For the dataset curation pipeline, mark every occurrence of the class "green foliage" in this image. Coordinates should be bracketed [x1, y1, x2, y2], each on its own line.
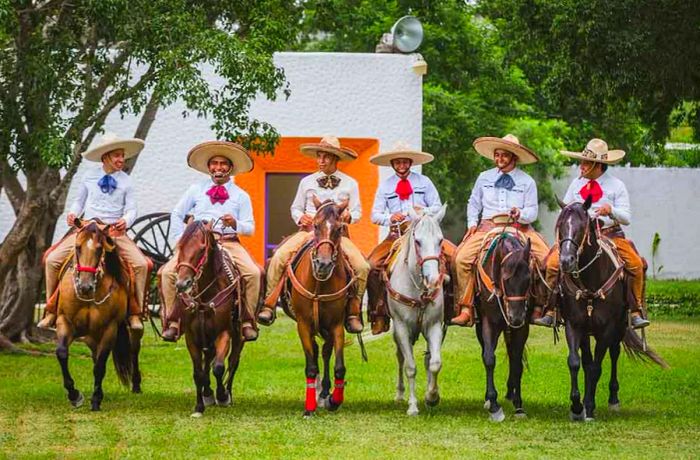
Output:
[646, 280, 700, 318]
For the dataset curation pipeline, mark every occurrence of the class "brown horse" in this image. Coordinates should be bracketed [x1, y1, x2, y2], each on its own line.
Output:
[171, 220, 245, 417]
[55, 219, 142, 411]
[282, 199, 356, 417]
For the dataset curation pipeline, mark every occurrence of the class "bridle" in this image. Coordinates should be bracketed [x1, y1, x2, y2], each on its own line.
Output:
[310, 202, 342, 282]
[557, 205, 602, 278]
[72, 225, 114, 304]
[494, 251, 529, 329]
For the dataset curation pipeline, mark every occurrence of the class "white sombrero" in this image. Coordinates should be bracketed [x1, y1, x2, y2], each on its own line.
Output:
[299, 136, 358, 162]
[473, 134, 539, 165]
[369, 141, 434, 166]
[561, 138, 625, 165]
[81, 132, 145, 162]
[187, 141, 253, 176]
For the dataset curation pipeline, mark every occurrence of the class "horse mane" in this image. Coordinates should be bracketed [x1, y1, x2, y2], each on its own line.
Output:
[316, 199, 339, 221]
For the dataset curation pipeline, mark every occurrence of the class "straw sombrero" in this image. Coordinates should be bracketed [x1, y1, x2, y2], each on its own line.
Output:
[81, 132, 145, 162]
[561, 138, 625, 165]
[187, 141, 253, 176]
[299, 136, 358, 162]
[369, 141, 434, 166]
[473, 134, 539, 165]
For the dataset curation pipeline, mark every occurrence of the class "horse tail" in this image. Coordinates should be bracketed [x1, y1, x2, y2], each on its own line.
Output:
[622, 328, 669, 369]
[112, 321, 134, 386]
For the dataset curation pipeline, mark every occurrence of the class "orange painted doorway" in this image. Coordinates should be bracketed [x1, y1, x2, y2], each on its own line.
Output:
[235, 137, 380, 265]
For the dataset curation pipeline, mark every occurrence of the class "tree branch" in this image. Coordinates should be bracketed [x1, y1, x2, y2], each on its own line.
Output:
[0, 159, 26, 216]
[124, 90, 161, 174]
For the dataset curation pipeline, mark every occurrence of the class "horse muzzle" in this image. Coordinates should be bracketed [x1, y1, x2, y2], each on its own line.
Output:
[76, 280, 96, 295]
[176, 277, 193, 293]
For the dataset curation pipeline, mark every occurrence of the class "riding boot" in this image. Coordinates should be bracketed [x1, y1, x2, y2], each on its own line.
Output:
[128, 315, 144, 330]
[257, 305, 276, 326]
[161, 322, 179, 342]
[241, 322, 259, 342]
[37, 313, 57, 330]
[345, 297, 364, 333]
[630, 309, 650, 329]
[533, 310, 556, 327]
[450, 305, 474, 327]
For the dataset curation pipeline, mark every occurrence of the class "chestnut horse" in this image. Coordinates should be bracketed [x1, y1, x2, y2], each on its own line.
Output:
[54, 219, 142, 411]
[282, 199, 356, 417]
[171, 220, 245, 417]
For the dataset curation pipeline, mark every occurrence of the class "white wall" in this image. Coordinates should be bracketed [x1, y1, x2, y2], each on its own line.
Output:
[0, 52, 422, 241]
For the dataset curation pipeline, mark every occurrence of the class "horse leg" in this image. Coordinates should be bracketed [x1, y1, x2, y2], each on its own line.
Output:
[201, 346, 216, 407]
[213, 331, 232, 406]
[225, 329, 244, 401]
[608, 340, 621, 412]
[185, 335, 206, 417]
[481, 318, 504, 422]
[319, 335, 333, 407]
[584, 339, 607, 421]
[565, 323, 584, 420]
[327, 323, 346, 412]
[507, 326, 529, 418]
[392, 330, 406, 402]
[90, 322, 117, 411]
[298, 321, 319, 417]
[394, 320, 419, 416]
[55, 318, 83, 408]
[423, 320, 443, 407]
[129, 328, 144, 394]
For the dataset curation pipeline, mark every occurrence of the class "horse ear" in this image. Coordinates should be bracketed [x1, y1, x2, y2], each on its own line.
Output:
[74, 217, 83, 228]
[407, 206, 419, 221]
[203, 220, 213, 230]
[582, 194, 593, 211]
[556, 194, 567, 209]
[312, 194, 322, 209]
[337, 199, 349, 212]
[435, 204, 447, 223]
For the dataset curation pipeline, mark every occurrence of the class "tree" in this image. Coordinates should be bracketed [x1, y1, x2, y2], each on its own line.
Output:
[0, 0, 300, 343]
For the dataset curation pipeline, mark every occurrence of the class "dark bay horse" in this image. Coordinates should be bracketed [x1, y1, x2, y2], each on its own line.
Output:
[555, 196, 667, 421]
[475, 232, 532, 421]
[171, 220, 245, 417]
[284, 199, 356, 417]
[55, 219, 142, 411]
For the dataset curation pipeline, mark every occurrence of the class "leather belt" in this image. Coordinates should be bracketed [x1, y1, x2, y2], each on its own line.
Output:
[601, 225, 625, 239]
[220, 234, 240, 243]
[478, 219, 530, 232]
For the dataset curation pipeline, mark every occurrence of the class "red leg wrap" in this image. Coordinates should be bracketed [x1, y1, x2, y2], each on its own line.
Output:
[331, 378, 345, 405]
[305, 378, 317, 412]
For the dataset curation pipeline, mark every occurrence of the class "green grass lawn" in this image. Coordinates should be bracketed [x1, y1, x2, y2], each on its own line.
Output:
[1, 317, 699, 459]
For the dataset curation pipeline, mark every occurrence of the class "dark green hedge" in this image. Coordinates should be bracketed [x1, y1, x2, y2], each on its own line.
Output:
[646, 280, 700, 317]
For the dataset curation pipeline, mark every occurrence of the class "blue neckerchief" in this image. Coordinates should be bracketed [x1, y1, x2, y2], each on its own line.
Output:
[98, 174, 118, 194]
[494, 173, 515, 191]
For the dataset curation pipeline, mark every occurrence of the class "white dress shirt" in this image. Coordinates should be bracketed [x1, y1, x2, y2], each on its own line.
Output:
[371, 172, 442, 226]
[69, 166, 137, 227]
[467, 167, 539, 228]
[290, 170, 362, 224]
[171, 178, 255, 241]
[563, 171, 631, 228]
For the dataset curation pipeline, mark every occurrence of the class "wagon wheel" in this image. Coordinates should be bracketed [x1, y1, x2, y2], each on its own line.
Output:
[127, 213, 173, 331]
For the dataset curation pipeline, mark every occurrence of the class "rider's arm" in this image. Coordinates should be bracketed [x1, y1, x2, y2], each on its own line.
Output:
[423, 176, 443, 217]
[235, 192, 255, 236]
[68, 180, 88, 218]
[467, 173, 485, 228]
[347, 179, 362, 223]
[170, 185, 197, 242]
[122, 178, 137, 228]
[370, 185, 391, 226]
[610, 181, 631, 226]
[518, 178, 538, 224]
[290, 179, 307, 225]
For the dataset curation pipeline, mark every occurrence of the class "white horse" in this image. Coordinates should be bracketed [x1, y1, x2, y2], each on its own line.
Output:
[386, 205, 448, 416]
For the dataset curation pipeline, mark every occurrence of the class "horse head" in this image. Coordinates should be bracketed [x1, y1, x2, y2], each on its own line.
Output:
[175, 220, 216, 293]
[556, 194, 593, 274]
[496, 237, 531, 328]
[310, 196, 347, 281]
[73, 219, 115, 296]
[409, 204, 447, 290]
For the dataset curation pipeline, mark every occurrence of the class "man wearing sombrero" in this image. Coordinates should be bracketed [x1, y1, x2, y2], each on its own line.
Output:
[257, 136, 370, 333]
[365, 142, 451, 335]
[160, 141, 261, 342]
[534, 139, 650, 329]
[452, 134, 550, 326]
[38, 133, 149, 331]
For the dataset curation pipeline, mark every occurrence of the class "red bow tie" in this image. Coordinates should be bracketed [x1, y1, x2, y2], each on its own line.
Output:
[579, 179, 603, 203]
[206, 185, 229, 204]
[395, 178, 413, 201]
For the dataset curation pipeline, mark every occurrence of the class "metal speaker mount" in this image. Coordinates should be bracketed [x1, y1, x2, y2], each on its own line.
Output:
[391, 16, 424, 53]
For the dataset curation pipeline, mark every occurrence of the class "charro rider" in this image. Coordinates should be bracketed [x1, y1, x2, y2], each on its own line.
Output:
[452, 134, 550, 326]
[160, 141, 261, 342]
[534, 138, 650, 329]
[38, 133, 148, 331]
[257, 136, 370, 333]
[366, 141, 455, 334]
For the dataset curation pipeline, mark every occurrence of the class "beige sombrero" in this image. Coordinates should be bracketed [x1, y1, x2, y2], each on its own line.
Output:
[299, 136, 358, 162]
[369, 141, 434, 166]
[561, 138, 625, 165]
[81, 132, 145, 162]
[187, 141, 253, 176]
[473, 134, 539, 165]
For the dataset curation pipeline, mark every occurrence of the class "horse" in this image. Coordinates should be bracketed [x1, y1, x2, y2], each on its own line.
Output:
[54, 219, 142, 411]
[555, 196, 667, 421]
[383, 205, 448, 416]
[474, 230, 533, 421]
[281, 198, 357, 417]
[171, 220, 245, 417]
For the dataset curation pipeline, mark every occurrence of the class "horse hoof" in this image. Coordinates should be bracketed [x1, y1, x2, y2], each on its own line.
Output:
[326, 397, 341, 412]
[216, 393, 232, 407]
[190, 412, 203, 418]
[395, 392, 405, 403]
[303, 410, 315, 419]
[132, 387, 142, 394]
[425, 394, 440, 408]
[91, 404, 100, 412]
[317, 395, 327, 409]
[407, 406, 419, 416]
[489, 408, 505, 423]
[608, 403, 621, 412]
[70, 392, 84, 409]
[514, 409, 527, 419]
[203, 395, 216, 407]
[585, 416, 595, 422]
[483, 400, 491, 411]
[569, 409, 586, 421]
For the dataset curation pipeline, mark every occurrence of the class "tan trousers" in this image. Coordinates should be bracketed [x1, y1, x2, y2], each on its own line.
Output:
[160, 241, 262, 325]
[265, 231, 369, 301]
[44, 233, 148, 315]
[454, 226, 550, 307]
[545, 236, 644, 307]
